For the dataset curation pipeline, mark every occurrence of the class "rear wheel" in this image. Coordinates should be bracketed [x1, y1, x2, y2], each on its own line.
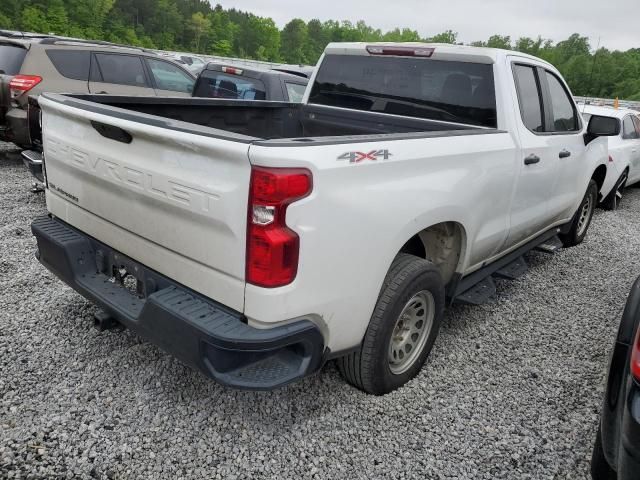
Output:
[591, 424, 617, 479]
[559, 179, 597, 248]
[602, 171, 628, 211]
[337, 254, 445, 395]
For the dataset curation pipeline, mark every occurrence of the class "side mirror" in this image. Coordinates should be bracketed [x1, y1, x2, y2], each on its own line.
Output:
[585, 114, 620, 145]
[588, 115, 620, 136]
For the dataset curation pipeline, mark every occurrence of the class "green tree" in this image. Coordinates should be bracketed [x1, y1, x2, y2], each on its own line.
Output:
[21, 6, 49, 33]
[46, 0, 70, 35]
[3, 2, 639, 100]
[428, 30, 458, 44]
[280, 19, 308, 64]
[0, 12, 11, 29]
[189, 12, 210, 52]
[514, 36, 545, 56]
[485, 35, 512, 49]
[304, 19, 329, 64]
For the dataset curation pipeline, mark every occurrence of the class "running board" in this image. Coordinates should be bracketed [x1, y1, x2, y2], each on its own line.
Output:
[493, 255, 528, 280]
[534, 235, 563, 254]
[454, 277, 496, 305]
[449, 227, 565, 306]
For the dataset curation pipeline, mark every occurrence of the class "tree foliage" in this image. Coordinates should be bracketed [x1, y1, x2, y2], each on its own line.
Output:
[1, 1, 638, 99]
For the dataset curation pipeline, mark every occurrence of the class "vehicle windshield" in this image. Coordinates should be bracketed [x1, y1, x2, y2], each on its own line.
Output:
[193, 72, 267, 100]
[0, 44, 27, 75]
[308, 54, 497, 128]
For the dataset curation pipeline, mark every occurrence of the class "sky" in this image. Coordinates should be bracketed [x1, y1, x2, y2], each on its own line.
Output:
[218, 0, 638, 51]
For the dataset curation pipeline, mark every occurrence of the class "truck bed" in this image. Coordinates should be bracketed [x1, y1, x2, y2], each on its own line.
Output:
[52, 94, 490, 143]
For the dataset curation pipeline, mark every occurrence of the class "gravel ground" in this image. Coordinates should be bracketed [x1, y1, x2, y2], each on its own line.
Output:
[2, 140, 640, 479]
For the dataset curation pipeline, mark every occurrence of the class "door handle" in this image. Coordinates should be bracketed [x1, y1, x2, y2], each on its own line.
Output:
[524, 154, 540, 165]
[559, 149, 571, 158]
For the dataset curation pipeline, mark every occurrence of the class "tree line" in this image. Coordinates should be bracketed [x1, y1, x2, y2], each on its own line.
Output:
[1, 0, 639, 100]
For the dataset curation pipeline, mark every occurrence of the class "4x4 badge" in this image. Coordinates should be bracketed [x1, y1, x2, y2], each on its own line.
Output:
[337, 149, 393, 163]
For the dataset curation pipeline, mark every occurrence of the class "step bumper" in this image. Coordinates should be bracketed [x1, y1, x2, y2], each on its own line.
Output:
[31, 215, 325, 390]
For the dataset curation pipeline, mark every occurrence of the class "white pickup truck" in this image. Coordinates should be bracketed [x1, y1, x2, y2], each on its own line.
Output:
[32, 43, 620, 394]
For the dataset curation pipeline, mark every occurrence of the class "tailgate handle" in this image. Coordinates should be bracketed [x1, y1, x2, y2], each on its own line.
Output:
[91, 121, 132, 144]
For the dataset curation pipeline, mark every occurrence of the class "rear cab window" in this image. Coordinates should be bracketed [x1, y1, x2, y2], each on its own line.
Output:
[0, 44, 27, 75]
[193, 72, 267, 100]
[307, 54, 497, 128]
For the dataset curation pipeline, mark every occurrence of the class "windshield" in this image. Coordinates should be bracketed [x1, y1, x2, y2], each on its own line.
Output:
[0, 44, 27, 75]
[309, 54, 497, 128]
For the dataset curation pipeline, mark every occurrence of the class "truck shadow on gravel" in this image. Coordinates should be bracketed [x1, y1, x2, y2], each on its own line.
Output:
[0, 145, 23, 164]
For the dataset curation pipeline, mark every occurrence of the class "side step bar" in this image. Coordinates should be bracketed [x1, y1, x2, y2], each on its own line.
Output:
[21, 149, 44, 182]
[451, 229, 565, 305]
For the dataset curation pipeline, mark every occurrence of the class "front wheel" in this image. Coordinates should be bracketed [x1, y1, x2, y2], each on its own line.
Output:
[337, 254, 445, 395]
[559, 179, 597, 248]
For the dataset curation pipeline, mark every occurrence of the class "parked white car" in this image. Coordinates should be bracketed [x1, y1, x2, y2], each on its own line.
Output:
[581, 105, 640, 209]
[33, 43, 620, 394]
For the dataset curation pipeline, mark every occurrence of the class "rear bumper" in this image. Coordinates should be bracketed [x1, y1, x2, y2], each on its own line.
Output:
[31, 215, 325, 390]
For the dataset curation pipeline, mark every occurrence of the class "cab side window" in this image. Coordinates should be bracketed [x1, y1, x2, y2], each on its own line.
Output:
[544, 72, 579, 132]
[285, 82, 307, 103]
[623, 116, 639, 139]
[513, 64, 544, 133]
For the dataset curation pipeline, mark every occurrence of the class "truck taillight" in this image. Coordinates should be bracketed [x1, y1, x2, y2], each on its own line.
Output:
[247, 166, 312, 288]
[9, 75, 42, 99]
[222, 66, 243, 75]
[631, 327, 640, 382]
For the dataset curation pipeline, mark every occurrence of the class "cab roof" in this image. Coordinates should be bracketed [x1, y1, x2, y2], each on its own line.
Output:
[323, 42, 555, 68]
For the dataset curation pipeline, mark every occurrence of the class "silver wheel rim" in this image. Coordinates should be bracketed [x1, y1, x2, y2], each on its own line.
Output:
[577, 192, 594, 237]
[388, 290, 435, 375]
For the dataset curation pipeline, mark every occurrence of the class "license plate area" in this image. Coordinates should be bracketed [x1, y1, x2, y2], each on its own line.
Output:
[97, 249, 150, 300]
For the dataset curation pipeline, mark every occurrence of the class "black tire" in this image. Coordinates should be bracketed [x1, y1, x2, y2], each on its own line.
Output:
[591, 425, 617, 480]
[601, 171, 628, 211]
[337, 254, 445, 395]
[559, 179, 598, 248]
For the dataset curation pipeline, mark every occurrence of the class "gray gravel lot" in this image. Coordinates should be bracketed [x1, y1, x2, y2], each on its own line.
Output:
[2, 140, 640, 479]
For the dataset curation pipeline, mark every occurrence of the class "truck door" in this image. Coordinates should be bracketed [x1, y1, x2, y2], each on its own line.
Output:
[538, 70, 588, 223]
[88, 53, 155, 96]
[505, 62, 557, 247]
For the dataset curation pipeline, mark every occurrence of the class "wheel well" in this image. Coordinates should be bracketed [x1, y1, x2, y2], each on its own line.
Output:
[592, 165, 607, 195]
[399, 222, 464, 286]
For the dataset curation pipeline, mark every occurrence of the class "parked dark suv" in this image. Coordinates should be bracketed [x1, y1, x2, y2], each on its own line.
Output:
[192, 63, 308, 102]
[0, 30, 195, 151]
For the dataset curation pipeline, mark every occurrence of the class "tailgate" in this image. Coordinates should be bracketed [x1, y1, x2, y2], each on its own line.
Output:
[38, 94, 252, 311]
